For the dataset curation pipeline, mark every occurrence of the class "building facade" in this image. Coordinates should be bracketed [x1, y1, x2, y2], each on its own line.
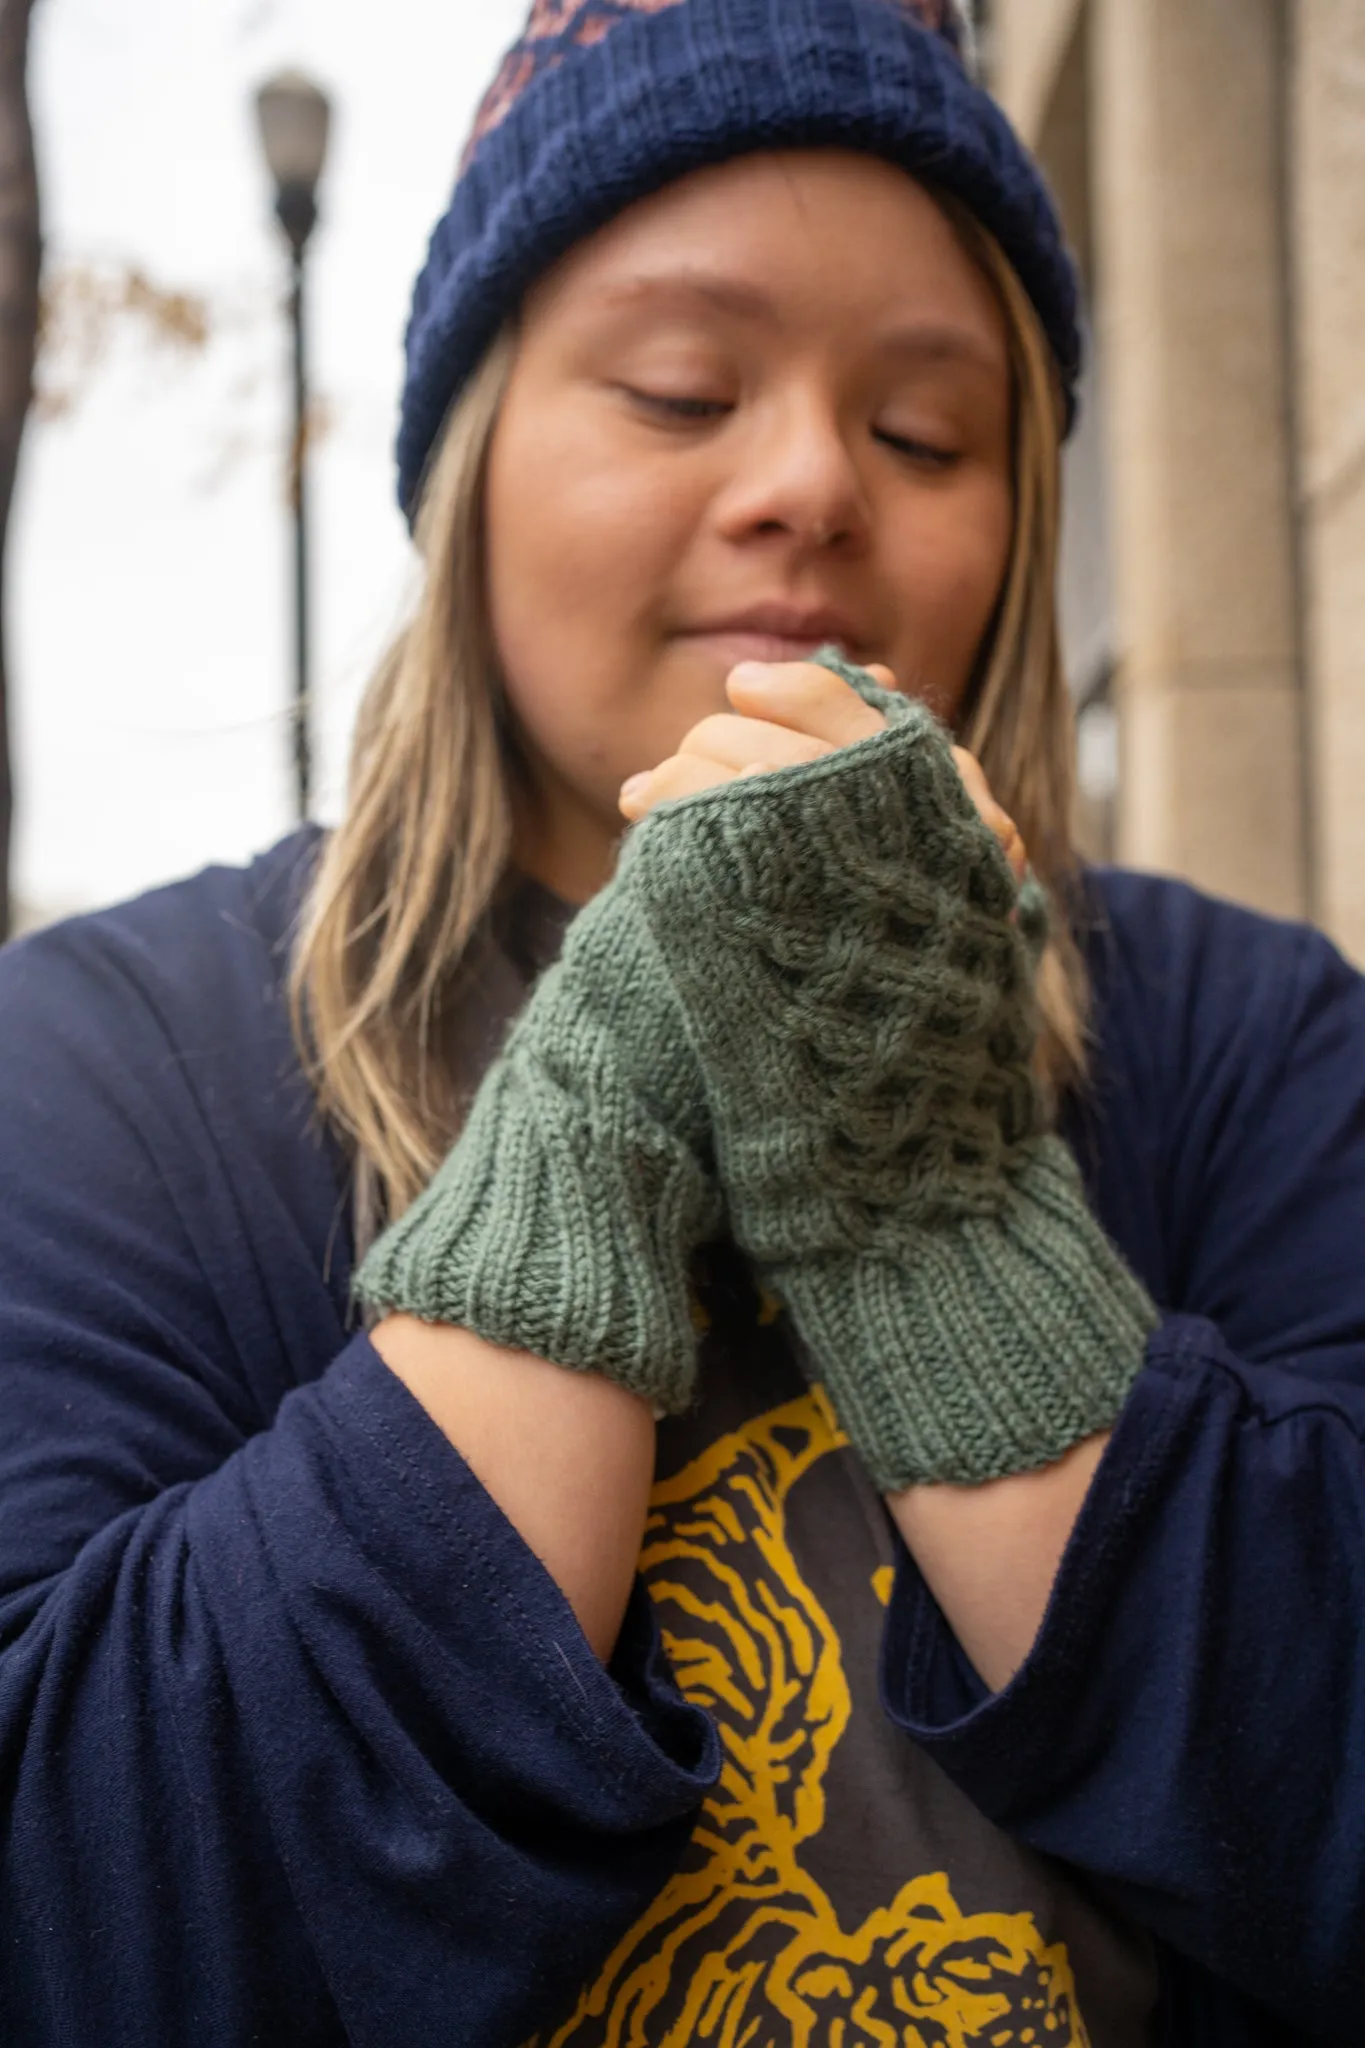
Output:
[987, 0, 1365, 962]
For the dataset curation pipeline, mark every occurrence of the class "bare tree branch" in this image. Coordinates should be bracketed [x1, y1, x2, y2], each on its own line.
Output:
[36, 262, 209, 420]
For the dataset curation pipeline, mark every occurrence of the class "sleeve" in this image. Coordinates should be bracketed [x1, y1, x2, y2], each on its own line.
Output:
[882, 905, 1365, 2034]
[0, 921, 717, 2048]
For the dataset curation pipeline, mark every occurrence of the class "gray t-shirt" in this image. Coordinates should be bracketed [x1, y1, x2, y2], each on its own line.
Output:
[476, 881, 1158, 2048]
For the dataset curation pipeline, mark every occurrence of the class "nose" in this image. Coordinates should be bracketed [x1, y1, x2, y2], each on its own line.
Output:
[712, 391, 872, 555]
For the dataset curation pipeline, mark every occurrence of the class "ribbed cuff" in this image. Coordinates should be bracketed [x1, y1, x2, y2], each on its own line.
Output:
[354, 1045, 715, 1415]
[779, 1139, 1158, 1491]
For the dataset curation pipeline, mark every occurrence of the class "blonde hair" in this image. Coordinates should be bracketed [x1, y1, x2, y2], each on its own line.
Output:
[292, 207, 1086, 1231]
[939, 196, 1088, 1096]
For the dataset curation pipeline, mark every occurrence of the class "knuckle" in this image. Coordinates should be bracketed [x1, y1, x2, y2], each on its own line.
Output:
[789, 731, 830, 762]
[683, 713, 733, 752]
[654, 755, 693, 793]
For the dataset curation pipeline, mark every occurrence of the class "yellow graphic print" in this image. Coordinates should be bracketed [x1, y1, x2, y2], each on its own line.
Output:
[542, 1389, 1089, 2048]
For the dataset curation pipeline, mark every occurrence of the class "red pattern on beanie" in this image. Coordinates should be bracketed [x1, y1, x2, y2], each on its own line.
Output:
[464, 0, 969, 163]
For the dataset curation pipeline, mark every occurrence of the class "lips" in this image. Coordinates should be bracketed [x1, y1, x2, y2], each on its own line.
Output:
[676, 602, 868, 668]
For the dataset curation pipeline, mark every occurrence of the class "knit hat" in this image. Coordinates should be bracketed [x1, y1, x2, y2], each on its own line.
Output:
[397, 0, 1080, 520]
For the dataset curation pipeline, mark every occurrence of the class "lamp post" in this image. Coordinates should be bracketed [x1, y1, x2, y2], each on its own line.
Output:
[254, 70, 332, 824]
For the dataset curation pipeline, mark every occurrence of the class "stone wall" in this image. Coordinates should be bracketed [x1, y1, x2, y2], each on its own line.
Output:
[990, 0, 1364, 959]
[1293, 0, 1365, 960]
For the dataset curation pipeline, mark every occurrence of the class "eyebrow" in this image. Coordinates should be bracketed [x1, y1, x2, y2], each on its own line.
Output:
[596, 272, 1004, 371]
[878, 323, 1004, 373]
[598, 272, 776, 320]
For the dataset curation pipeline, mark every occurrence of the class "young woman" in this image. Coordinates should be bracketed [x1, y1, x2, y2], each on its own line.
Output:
[1, 2, 1362, 2043]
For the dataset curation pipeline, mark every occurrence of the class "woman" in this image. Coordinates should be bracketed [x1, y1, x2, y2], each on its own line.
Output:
[1, 2, 1362, 2043]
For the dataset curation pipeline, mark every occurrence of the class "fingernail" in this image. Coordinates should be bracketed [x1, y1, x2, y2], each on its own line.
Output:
[620, 772, 650, 803]
[729, 661, 772, 685]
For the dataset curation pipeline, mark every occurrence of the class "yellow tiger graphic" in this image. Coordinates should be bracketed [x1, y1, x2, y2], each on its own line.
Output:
[540, 1388, 1089, 2048]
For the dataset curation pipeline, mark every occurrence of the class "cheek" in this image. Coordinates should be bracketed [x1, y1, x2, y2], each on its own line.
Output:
[485, 399, 693, 694]
[483, 395, 714, 805]
[885, 475, 1013, 713]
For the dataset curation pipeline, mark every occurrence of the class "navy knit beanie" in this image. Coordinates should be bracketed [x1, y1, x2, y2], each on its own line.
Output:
[397, 0, 1080, 521]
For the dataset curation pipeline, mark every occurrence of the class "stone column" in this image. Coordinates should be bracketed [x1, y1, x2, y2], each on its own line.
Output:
[1292, 0, 1365, 963]
[1090, 0, 1307, 919]
[990, 0, 1084, 145]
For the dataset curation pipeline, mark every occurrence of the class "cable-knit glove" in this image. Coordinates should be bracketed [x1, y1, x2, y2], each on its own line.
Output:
[354, 872, 720, 1416]
[625, 651, 1158, 1491]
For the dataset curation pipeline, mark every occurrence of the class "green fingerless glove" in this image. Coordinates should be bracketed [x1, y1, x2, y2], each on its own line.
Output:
[622, 649, 1157, 1490]
[353, 868, 720, 1415]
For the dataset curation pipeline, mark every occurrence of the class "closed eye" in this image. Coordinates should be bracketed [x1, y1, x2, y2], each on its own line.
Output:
[622, 387, 732, 423]
[874, 429, 962, 469]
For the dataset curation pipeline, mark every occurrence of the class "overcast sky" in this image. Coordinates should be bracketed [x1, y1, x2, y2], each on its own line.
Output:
[14, 0, 1114, 924]
[14, 0, 527, 919]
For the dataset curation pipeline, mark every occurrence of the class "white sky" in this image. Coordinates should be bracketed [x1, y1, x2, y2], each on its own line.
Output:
[14, 0, 528, 919]
[14, 0, 1112, 923]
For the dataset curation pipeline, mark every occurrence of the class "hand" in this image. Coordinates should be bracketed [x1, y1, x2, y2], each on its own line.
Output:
[356, 824, 723, 1416]
[619, 659, 1027, 880]
[613, 655, 1155, 1499]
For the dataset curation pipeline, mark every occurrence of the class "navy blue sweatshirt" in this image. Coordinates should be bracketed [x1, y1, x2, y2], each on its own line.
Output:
[0, 830, 1363, 2046]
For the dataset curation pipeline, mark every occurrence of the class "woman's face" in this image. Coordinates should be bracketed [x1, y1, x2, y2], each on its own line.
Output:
[484, 149, 1014, 899]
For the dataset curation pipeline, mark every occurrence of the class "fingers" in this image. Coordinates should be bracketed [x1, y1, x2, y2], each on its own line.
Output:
[621, 693, 849, 821]
[619, 753, 737, 821]
[725, 659, 890, 747]
[950, 746, 996, 814]
[678, 712, 832, 775]
[951, 746, 1028, 879]
[999, 822, 1029, 881]
[619, 714, 829, 822]
[618, 660, 1028, 884]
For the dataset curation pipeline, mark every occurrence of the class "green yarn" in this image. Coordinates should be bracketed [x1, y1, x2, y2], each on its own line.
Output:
[357, 643, 1155, 1475]
[626, 657, 1047, 1259]
[354, 865, 720, 1414]
[778, 1140, 1157, 1490]
[622, 648, 1157, 1487]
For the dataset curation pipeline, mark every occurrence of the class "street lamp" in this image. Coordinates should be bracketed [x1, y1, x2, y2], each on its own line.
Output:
[255, 70, 332, 824]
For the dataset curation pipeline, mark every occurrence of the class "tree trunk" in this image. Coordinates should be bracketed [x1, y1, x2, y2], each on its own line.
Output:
[0, 0, 38, 941]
